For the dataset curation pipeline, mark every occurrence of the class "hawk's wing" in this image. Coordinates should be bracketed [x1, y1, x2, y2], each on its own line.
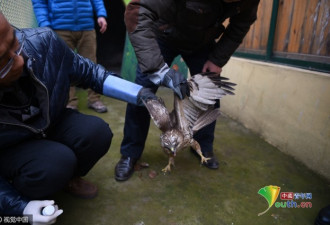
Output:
[142, 98, 173, 132]
[181, 72, 236, 133]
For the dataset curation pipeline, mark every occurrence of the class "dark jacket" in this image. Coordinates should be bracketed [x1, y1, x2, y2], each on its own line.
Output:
[0, 27, 113, 215]
[125, 0, 260, 73]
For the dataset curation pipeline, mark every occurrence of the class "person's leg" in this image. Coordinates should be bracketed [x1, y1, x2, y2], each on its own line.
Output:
[116, 39, 178, 181]
[47, 109, 112, 198]
[55, 30, 79, 110]
[78, 30, 107, 113]
[0, 139, 77, 199]
[48, 109, 112, 176]
[115, 67, 158, 181]
[67, 86, 79, 110]
[181, 43, 219, 169]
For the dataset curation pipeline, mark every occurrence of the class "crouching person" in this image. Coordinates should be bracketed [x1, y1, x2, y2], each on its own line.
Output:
[0, 12, 154, 224]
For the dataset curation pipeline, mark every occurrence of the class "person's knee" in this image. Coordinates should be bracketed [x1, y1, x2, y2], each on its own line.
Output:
[85, 116, 113, 153]
[99, 123, 112, 156]
[15, 145, 77, 198]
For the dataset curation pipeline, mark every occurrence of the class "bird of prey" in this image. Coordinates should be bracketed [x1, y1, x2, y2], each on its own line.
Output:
[142, 72, 236, 173]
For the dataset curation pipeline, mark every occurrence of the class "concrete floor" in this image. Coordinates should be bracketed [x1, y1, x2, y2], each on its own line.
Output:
[52, 88, 330, 225]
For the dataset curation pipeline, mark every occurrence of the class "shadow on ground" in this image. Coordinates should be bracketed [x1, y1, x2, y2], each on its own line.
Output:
[52, 87, 330, 225]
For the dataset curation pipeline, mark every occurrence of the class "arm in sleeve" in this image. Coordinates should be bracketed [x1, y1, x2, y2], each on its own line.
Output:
[91, 0, 107, 18]
[31, 0, 51, 27]
[50, 29, 143, 104]
[70, 53, 144, 105]
[0, 176, 29, 215]
[35, 28, 108, 93]
[209, 0, 260, 67]
[125, 0, 173, 74]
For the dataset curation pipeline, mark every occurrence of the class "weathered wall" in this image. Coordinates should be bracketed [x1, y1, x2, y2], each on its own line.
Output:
[221, 57, 330, 180]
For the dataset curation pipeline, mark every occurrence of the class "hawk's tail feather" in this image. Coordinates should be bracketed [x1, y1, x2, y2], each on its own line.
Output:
[189, 98, 209, 111]
[190, 95, 217, 105]
[183, 100, 199, 121]
[221, 82, 236, 90]
[199, 72, 236, 89]
[224, 90, 235, 95]
[192, 108, 221, 132]
[189, 73, 235, 102]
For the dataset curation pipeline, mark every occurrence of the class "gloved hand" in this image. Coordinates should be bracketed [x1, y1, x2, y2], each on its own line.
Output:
[23, 200, 63, 225]
[137, 87, 157, 106]
[161, 68, 189, 99]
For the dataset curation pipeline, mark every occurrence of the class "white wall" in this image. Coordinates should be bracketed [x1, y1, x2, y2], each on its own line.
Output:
[221, 57, 330, 180]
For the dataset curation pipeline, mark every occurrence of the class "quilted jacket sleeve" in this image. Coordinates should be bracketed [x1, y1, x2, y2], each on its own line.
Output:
[0, 176, 29, 215]
[37, 28, 109, 93]
[91, 0, 108, 18]
[209, 0, 260, 67]
[31, 0, 51, 27]
[22, 27, 110, 123]
[125, 0, 174, 74]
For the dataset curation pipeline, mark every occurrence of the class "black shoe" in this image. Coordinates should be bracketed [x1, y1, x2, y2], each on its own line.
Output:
[115, 156, 138, 181]
[190, 149, 219, 169]
[315, 205, 330, 225]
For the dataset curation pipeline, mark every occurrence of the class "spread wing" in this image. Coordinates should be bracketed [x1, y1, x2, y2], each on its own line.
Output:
[182, 72, 236, 133]
[142, 98, 173, 132]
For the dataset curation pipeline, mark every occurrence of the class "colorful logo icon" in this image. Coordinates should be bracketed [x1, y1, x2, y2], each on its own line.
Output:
[257, 185, 281, 216]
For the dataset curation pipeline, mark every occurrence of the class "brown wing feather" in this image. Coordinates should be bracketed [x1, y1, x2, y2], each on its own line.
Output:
[192, 108, 221, 133]
[142, 98, 173, 132]
[182, 72, 236, 134]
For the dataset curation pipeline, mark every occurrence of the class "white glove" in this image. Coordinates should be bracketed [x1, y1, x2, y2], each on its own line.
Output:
[23, 200, 63, 225]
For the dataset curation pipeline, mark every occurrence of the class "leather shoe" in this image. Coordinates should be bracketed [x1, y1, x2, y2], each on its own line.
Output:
[315, 205, 330, 225]
[115, 156, 138, 181]
[190, 149, 219, 169]
[65, 177, 98, 199]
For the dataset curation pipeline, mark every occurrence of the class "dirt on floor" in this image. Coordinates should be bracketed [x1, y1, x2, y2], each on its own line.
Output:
[52, 88, 330, 225]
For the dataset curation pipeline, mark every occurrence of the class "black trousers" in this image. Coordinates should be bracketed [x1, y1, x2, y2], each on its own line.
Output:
[120, 39, 218, 158]
[0, 109, 112, 199]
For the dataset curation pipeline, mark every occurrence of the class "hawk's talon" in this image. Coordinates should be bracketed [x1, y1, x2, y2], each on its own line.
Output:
[162, 156, 175, 173]
[201, 156, 211, 164]
[162, 165, 171, 173]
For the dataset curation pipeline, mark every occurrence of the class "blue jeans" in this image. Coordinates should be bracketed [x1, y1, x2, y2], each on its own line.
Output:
[120, 39, 219, 158]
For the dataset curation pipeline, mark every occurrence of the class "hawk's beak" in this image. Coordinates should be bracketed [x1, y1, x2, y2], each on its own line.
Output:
[170, 147, 176, 156]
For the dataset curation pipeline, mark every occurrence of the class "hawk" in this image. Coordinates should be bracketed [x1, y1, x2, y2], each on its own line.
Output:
[142, 72, 236, 172]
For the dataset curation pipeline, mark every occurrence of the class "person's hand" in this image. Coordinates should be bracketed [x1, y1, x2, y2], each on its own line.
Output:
[202, 60, 222, 74]
[23, 200, 63, 225]
[137, 88, 157, 106]
[97, 17, 107, 33]
[161, 68, 189, 99]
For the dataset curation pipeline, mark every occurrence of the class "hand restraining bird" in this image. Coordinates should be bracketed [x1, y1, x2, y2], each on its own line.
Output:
[142, 72, 236, 172]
